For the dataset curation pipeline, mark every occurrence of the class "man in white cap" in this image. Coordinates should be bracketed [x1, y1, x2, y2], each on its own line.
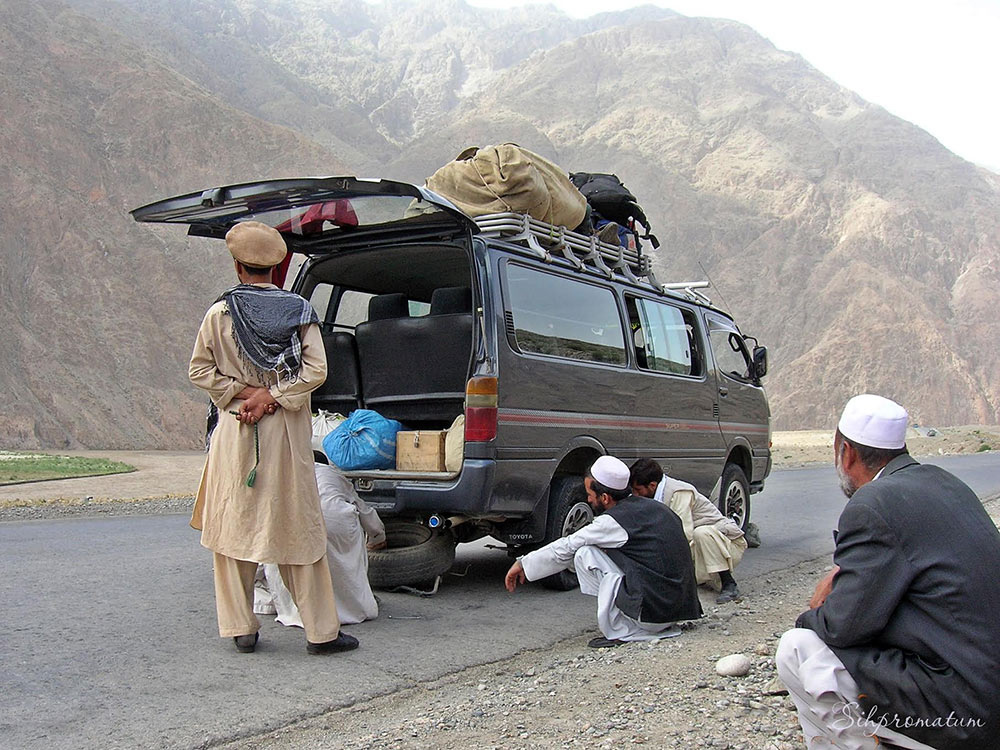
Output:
[776, 394, 1000, 750]
[189, 221, 357, 655]
[504, 455, 702, 648]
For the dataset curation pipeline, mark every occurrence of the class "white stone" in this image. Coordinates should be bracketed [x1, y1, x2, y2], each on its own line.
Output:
[715, 653, 752, 677]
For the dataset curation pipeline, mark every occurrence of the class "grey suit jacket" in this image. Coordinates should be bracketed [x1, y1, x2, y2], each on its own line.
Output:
[797, 455, 1000, 750]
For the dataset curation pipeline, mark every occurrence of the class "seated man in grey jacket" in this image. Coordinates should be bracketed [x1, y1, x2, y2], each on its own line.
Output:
[777, 394, 1000, 750]
[629, 458, 746, 603]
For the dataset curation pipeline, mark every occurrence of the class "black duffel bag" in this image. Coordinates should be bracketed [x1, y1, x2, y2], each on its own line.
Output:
[569, 172, 659, 248]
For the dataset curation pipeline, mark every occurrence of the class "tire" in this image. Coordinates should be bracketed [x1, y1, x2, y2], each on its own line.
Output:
[540, 476, 594, 591]
[719, 463, 751, 532]
[367, 521, 456, 590]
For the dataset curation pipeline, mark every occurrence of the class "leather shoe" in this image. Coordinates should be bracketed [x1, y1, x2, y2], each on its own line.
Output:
[716, 583, 741, 604]
[233, 632, 259, 653]
[307, 632, 359, 654]
[587, 636, 625, 649]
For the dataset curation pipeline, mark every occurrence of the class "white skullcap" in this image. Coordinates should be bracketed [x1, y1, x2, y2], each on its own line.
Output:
[837, 394, 908, 449]
[590, 455, 630, 490]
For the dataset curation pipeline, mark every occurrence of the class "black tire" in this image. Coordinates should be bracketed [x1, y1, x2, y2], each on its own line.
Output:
[367, 521, 456, 590]
[540, 476, 594, 591]
[719, 463, 751, 532]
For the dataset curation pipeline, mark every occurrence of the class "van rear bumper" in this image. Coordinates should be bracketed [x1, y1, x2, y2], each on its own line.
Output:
[353, 459, 496, 517]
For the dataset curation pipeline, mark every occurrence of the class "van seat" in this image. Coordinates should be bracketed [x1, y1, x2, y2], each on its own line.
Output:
[367, 293, 409, 321]
[356, 288, 473, 422]
[312, 329, 362, 416]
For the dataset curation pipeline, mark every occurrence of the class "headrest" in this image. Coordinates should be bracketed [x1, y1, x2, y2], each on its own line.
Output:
[367, 293, 409, 321]
[431, 286, 472, 315]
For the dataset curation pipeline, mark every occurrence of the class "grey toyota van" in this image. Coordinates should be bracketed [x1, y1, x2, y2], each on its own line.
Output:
[132, 177, 771, 587]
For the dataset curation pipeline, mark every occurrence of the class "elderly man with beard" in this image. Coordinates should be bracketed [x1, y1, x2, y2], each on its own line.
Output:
[776, 394, 1000, 750]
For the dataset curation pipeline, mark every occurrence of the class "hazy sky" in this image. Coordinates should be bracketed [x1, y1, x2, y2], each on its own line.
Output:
[465, 0, 1000, 173]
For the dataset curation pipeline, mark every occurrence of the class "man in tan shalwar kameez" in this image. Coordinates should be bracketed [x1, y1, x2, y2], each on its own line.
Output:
[629, 459, 747, 604]
[188, 220, 358, 655]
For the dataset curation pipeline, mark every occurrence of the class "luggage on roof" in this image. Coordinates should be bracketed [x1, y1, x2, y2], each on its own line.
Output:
[426, 144, 588, 230]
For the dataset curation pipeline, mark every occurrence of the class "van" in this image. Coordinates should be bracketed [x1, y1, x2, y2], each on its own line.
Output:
[132, 177, 771, 588]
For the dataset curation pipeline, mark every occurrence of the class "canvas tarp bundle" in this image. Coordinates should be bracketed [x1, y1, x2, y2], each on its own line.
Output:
[426, 144, 587, 230]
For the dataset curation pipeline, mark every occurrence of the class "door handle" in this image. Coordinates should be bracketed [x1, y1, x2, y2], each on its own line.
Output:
[719, 386, 729, 397]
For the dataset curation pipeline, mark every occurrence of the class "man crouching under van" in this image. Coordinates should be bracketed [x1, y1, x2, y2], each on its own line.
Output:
[629, 459, 747, 604]
[504, 456, 702, 648]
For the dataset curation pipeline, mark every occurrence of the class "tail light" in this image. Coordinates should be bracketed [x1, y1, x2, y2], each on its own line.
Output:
[465, 376, 498, 442]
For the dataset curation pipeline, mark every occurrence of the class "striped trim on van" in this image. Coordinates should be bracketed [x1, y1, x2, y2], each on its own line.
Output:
[497, 408, 769, 434]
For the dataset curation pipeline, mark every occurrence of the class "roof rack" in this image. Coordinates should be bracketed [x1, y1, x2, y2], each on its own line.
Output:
[473, 212, 713, 305]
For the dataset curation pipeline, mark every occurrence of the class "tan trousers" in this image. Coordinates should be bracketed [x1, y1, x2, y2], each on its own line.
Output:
[691, 526, 747, 584]
[213, 552, 341, 644]
[777, 628, 938, 750]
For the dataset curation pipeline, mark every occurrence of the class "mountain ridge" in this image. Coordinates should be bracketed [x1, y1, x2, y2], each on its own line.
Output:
[2, 0, 997, 448]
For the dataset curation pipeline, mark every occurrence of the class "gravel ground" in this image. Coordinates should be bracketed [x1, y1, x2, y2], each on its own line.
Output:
[214, 498, 1000, 750]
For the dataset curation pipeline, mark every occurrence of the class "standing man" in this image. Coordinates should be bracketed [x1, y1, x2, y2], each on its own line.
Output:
[504, 456, 702, 648]
[629, 458, 746, 603]
[777, 394, 1000, 749]
[189, 220, 357, 655]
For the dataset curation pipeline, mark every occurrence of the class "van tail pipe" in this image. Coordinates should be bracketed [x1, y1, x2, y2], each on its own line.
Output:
[427, 514, 469, 530]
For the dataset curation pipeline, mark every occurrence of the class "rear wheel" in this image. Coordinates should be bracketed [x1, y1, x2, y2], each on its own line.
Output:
[540, 476, 593, 591]
[367, 521, 456, 590]
[719, 463, 751, 532]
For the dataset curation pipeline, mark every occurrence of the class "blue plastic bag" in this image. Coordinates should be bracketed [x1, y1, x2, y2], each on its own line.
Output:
[322, 409, 402, 471]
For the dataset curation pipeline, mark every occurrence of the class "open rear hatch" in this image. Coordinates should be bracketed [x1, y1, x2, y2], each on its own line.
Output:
[130, 177, 479, 268]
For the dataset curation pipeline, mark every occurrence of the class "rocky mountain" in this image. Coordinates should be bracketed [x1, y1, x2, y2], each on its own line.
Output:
[1, 0, 998, 449]
[0, 0, 350, 448]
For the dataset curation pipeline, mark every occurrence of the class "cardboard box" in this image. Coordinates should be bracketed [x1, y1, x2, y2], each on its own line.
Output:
[396, 430, 447, 471]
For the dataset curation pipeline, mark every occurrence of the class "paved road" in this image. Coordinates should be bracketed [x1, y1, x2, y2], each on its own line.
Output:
[2, 454, 998, 749]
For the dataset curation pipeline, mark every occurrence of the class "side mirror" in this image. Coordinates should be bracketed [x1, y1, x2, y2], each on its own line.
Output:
[752, 346, 768, 380]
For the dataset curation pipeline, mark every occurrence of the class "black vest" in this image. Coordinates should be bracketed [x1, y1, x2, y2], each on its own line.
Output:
[605, 495, 702, 623]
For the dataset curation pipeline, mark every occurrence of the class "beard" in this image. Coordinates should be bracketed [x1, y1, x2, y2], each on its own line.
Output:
[836, 460, 858, 498]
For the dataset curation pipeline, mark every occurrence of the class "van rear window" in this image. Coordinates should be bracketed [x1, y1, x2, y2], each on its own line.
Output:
[503, 264, 626, 366]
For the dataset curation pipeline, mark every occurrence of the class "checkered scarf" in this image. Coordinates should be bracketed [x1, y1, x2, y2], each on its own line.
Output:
[218, 284, 319, 384]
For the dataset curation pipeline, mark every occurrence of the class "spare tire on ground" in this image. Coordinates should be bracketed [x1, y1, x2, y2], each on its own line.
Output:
[367, 521, 457, 590]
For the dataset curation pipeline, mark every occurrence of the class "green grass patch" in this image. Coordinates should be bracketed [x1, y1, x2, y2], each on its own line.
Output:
[977, 443, 992, 453]
[0, 452, 136, 485]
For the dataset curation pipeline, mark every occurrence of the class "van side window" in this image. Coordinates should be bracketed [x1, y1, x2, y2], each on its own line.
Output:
[626, 297, 701, 376]
[333, 289, 374, 329]
[709, 322, 752, 381]
[503, 264, 626, 366]
[309, 283, 334, 321]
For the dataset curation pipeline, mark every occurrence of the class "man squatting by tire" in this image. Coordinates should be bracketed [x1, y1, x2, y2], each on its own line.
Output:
[628, 458, 746, 604]
[188, 221, 357, 655]
[776, 394, 1000, 749]
[504, 455, 702, 648]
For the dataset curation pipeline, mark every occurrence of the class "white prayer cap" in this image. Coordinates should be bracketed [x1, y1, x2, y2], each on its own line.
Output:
[590, 455, 630, 490]
[837, 394, 908, 449]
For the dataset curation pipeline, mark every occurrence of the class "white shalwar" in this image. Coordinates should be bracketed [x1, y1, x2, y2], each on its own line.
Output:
[255, 463, 385, 625]
[519, 515, 679, 642]
[777, 628, 938, 750]
[654, 476, 747, 584]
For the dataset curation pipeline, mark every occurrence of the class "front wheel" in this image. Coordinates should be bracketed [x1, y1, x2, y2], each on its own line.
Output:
[719, 463, 751, 532]
[540, 475, 593, 591]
